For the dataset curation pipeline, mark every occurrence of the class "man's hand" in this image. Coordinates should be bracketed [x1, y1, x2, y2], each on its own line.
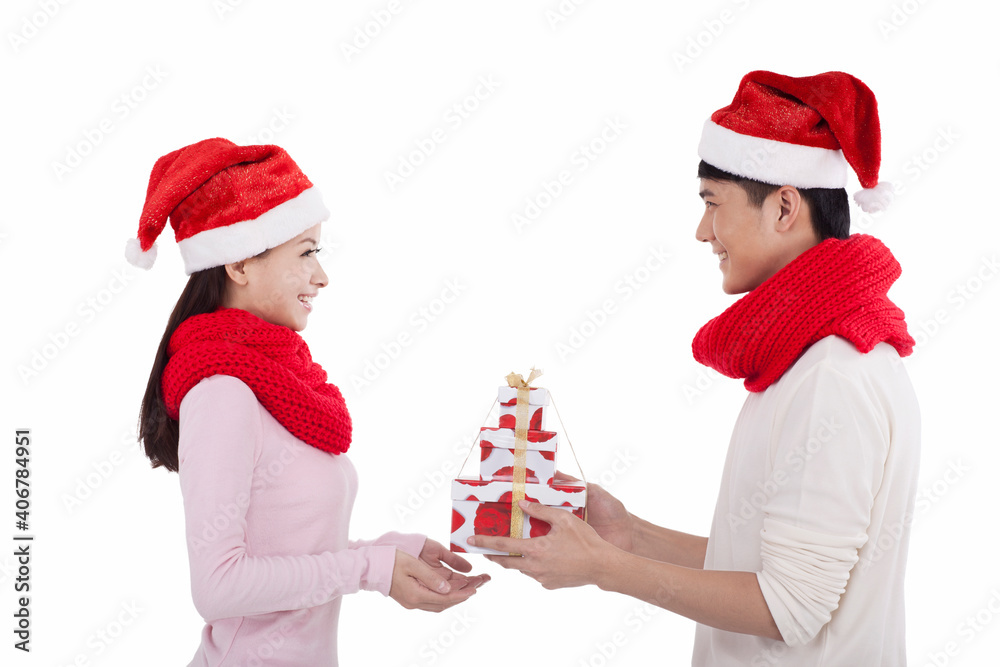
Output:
[556, 471, 635, 553]
[468, 500, 620, 590]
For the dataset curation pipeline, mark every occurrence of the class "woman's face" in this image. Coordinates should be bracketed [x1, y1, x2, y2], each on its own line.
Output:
[228, 224, 328, 331]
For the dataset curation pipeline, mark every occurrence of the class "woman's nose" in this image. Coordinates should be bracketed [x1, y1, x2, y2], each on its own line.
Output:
[314, 263, 329, 288]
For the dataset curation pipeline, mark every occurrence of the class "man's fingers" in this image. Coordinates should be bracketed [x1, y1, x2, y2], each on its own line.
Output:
[467, 534, 525, 554]
[485, 554, 528, 571]
[517, 500, 566, 524]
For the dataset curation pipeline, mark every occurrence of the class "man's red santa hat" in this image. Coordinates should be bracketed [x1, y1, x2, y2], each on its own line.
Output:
[125, 138, 329, 274]
[697, 70, 893, 213]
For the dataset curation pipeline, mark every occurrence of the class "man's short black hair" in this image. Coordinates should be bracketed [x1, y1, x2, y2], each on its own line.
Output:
[697, 161, 850, 241]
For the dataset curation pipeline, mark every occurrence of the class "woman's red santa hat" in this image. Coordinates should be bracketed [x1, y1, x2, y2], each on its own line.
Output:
[697, 70, 894, 213]
[125, 138, 329, 274]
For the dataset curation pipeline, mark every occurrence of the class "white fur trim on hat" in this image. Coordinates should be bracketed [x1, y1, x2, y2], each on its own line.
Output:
[177, 187, 329, 275]
[125, 237, 158, 270]
[698, 120, 849, 189]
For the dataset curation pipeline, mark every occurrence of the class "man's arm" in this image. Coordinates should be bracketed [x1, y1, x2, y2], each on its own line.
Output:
[630, 516, 708, 569]
[575, 478, 708, 569]
[601, 545, 780, 639]
[470, 500, 781, 640]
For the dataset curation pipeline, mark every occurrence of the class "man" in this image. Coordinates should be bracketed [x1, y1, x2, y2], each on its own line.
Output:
[469, 71, 921, 665]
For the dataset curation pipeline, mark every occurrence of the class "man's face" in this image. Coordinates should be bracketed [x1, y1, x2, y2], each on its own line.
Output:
[696, 179, 791, 295]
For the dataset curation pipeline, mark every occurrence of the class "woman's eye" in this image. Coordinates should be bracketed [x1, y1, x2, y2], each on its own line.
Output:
[303, 247, 323, 257]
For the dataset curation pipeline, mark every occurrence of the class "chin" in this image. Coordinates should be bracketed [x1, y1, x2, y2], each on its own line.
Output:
[722, 281, 752, 296]
[280, 305, 309, 331]
[267, 312, 307, 331]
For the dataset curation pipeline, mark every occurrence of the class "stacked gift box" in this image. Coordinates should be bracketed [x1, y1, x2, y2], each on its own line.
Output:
[451, 384, 587, 555]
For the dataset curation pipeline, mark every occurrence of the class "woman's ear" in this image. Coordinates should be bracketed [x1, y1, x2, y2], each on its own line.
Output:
[225, 260, 250, 286]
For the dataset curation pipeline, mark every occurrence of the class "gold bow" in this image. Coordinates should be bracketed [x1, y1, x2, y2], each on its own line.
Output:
[505, 367, 543, 389]
[504, 368, 541, 554]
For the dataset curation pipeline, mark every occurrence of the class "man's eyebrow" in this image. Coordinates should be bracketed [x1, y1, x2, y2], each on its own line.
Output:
[699, 188, 715, 199]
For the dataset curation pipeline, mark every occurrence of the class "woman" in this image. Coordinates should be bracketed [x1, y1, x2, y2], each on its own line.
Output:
[129, 138, 486, 666]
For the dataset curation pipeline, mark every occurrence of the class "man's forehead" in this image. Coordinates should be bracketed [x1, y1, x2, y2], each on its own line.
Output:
[698, 180, 722, 198]
[698, 177, 741, 197]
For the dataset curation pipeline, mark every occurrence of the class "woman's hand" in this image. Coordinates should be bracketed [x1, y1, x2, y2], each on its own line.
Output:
[388, 549, 486, 612]
[418, 538, 491, 592]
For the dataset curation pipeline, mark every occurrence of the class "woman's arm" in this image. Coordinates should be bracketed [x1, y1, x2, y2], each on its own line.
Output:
[350, 532, 426, 558]
[178, 376, 472, 620]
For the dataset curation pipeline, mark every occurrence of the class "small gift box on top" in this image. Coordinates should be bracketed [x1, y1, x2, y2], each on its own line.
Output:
[497, 386, 549, 431]
[451, 369, 587, 555]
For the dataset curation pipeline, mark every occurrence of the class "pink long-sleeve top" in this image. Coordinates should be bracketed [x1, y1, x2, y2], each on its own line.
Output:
[178, 375, 425, 666]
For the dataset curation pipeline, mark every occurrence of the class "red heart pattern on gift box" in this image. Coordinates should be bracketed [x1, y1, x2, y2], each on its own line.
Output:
[451, 383, 587, 555]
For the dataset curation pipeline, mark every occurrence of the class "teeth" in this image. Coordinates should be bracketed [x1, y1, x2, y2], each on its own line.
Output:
[299, 295, 313, 302]
[719, 251, 728, 261]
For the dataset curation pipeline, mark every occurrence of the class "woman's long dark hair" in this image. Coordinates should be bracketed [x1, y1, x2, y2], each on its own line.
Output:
[138, 266, 228, 472]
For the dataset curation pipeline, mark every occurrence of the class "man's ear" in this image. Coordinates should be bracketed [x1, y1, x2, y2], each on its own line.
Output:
[225, 260, 250, 286]
[775, 185, 803, 232]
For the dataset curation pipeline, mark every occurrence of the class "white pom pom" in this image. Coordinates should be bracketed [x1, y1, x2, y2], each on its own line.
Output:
[125, 237, 157, 270]
[853, 181, 895, 214]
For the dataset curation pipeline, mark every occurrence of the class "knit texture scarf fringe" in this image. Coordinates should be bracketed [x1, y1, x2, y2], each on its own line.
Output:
[162, 308, 352, 454]
[693, 234, 915, 392]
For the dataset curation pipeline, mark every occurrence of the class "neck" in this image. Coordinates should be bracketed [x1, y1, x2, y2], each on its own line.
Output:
[751, 218, 822, 293]
[766, 234, 822, 285]
[220, 289, 264, 323]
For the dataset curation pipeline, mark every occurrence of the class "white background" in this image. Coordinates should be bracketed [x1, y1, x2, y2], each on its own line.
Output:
[2, 0, 998, 665]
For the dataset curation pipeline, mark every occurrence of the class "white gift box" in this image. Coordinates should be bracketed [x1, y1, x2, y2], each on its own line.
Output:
[477, 427, 557, 484]
[497, 385, 549, 407]
[450, 477, 587, 555]
[498, 403, 548, 431]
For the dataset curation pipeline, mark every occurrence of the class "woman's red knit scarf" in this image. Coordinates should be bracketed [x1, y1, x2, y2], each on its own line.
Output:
[693, 234, 915, 392]
[162, 308, 352, 454]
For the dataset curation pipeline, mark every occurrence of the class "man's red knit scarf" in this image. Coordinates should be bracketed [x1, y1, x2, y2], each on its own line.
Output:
[693, 234, 915, 392]
[162, 308, 352, 454]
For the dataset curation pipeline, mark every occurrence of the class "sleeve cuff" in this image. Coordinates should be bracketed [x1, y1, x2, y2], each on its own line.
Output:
[357, 545, 399, 597]
[351, 531, 427, 558]
[393, 532, 427, 558]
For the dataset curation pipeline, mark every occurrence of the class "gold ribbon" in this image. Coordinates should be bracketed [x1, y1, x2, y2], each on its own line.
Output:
[504, 368, 542, 555]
